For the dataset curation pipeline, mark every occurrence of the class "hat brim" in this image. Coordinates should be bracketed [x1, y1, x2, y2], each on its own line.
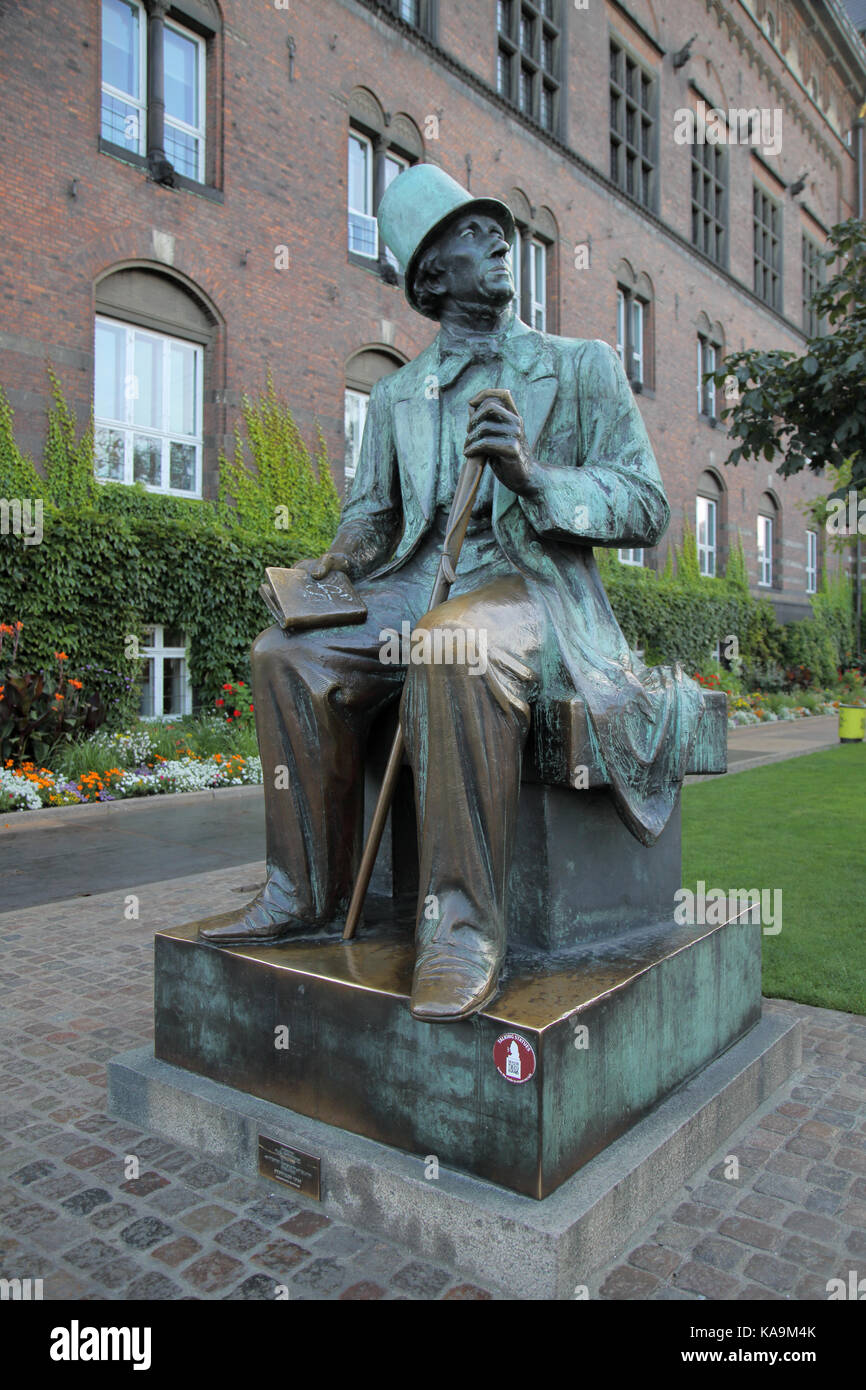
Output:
[405, 197, 516, 316]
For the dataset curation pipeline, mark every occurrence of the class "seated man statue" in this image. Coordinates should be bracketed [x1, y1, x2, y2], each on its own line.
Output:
[202, 164, 704, 1023]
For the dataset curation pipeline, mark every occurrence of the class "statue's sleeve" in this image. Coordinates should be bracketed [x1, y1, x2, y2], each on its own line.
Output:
[518, 339, 670, 547]
[330, 378, 403, 579]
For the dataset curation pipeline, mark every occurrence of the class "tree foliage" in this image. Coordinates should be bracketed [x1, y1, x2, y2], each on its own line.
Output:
[716, 219, 866, 493]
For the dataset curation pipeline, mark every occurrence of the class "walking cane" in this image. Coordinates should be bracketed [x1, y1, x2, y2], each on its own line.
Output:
[342, 387, 516, 941]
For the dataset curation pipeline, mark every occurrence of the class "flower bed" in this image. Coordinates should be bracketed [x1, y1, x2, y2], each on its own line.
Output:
[1, 750, 262, 813]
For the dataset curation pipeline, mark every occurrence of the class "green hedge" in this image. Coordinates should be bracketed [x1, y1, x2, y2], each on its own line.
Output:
[0, 508, 302, 725]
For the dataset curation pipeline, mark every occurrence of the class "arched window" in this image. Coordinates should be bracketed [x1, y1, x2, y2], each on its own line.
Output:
[93, 265, 220, 497]
[615, 261, 654, 391]
[347, 92, 423, 280]
[696, 313, 724, 421]
[344, 346, 407, 483]
[696, 469, 724, 577]
[504, 191, 558, 334]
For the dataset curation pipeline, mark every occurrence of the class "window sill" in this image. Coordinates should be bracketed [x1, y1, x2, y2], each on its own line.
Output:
[347, 251, 403, 286]
[99, 140, 224, 203]
[698, 414, 720, 428]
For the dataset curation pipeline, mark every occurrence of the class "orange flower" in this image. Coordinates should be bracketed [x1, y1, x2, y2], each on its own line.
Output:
[54, 651, 68, 661]
[69, 679, 83, 690]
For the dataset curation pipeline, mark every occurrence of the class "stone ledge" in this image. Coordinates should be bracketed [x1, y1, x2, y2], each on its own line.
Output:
[109, 1008, 801, 1299]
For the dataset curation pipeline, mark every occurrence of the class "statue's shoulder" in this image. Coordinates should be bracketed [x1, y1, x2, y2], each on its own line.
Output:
[374, 341, 438, 401]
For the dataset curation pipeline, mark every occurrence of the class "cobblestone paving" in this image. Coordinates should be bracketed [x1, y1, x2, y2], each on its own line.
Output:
[1, 865, 864, 1301]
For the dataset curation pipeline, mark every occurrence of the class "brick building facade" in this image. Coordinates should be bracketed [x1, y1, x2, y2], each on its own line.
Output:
[1, 0, 865, 633]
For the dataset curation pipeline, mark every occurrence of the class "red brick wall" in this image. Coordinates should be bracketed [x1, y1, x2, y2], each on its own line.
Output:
[0, 0, 861, 616]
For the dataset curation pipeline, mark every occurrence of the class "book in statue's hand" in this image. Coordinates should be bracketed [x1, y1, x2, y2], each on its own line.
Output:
[259, 565, 368, 631]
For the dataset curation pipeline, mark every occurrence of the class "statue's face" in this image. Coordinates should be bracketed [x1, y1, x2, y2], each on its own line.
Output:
[428, 213, 514, 310]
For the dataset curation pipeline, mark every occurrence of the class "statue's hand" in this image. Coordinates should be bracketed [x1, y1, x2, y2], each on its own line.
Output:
[297, 552, 355, 581]
[464, 391, 541, 497]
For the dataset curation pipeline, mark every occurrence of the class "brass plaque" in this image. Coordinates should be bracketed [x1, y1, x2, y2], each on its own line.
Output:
[258, 1135, 321, 1201]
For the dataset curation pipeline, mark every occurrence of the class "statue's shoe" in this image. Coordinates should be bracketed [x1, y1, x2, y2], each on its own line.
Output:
[410, 943, 501, 1021]
[199, 878, 328, 946]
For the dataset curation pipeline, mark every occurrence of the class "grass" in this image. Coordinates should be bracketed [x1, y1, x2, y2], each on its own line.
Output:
[681, 743, 866, 1016]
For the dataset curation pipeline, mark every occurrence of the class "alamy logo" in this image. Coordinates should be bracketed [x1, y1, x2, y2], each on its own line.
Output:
[379, 621, 488, 675]
[49, 1321, 152, 1371]
[0, 497, 43, 545]
[0, 1277, 43, 1300]
[674, 881, 782, 935]
[673, 101, 783, 158]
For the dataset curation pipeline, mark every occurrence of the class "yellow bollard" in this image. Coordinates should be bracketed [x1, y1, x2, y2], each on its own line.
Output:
[838, 704, 866, 743]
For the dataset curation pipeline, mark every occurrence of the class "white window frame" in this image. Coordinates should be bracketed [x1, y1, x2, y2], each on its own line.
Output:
[101, 0, 147, 156]
[164, 18, 207, 183]
[139, 625, 192, 719]
[697, 336, 717, 418]
[618, 548, 644, 565]
[348, 130, 378, 259]
[344, 388, 369, 482]
[617, 287, 646, 385]
[528, 239, 547, 331]
[757, 514, 774, 587]
[94, 315, 204, 498]
[696, 495, 717, 577]
[806, 529, 818, 594]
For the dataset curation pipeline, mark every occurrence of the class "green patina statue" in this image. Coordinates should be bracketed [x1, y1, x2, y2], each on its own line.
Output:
[202, 164, 704, 1023]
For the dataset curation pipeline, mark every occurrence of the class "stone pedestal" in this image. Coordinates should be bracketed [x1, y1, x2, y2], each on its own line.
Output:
[153, 903, 761, 1199]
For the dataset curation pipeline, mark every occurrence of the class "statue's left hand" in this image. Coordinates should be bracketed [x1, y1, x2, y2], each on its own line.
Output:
[464, 391, 541, 497]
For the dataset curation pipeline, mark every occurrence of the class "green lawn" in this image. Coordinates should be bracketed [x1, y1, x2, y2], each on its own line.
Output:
[681, 744, 866, 1015]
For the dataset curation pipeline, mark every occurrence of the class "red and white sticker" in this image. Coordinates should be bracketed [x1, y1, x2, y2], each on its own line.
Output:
[493, 1032, 536, 1084]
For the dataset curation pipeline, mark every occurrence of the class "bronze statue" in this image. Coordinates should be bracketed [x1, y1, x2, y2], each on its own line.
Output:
[202, 165, 703, 1023]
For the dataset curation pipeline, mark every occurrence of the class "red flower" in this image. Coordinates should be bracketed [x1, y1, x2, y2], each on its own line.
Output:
[215, 698, 225, 706]
[233, 709, 241, 718]
[222, 683, 233, 692]
[249, 704, 254, 712]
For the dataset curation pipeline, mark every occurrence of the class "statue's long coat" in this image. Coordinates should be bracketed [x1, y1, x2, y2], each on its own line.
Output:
[334, 315, 705, 845]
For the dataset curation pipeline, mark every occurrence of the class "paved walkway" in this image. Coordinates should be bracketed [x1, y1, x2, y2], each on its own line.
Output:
[0, 715, 844, 911]
[0, 862, 864, 1301]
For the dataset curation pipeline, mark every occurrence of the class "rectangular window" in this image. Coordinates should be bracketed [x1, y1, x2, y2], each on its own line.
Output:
[163, 21, 206, 182]
[618, 548, 644, 565]
[616, 287, 647, 387]
[139, 625, 192, 719]
[696, 496, 717, 577]
[691, 141, 727, 265]
[757, 514, 774, 587]
[697, 336, 717, 418]
[528, 239, 547, 331]
[348, 131, 377, 258]
[610, 39, 656, 210]
[802, 235, 825, 337]
[806, 529, 818, 594]
[101, 0, 146, 155]
[344, 389, 369, 482]
[94, 316, 203, 496]
[497, 1, 560, 132]
[753, 186, 781, 311]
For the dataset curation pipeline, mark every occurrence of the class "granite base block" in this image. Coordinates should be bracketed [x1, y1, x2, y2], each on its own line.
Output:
[108, 1009, 801, 1299]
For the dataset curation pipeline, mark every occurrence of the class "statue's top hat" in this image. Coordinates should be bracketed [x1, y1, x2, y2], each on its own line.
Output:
[377, 164, 515, 316]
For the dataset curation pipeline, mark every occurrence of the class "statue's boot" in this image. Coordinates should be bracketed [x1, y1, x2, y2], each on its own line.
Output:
[410, 891, 504, 1021]
[199, 872, 337, 946]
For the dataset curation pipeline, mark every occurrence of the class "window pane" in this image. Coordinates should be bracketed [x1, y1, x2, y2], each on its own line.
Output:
[94, 320, 126, 422]
[169, 341, 196, 436]
[164, 126, 200, 180]
[165, 26, 199, 128]
[102, 0, 140, 98]
[133, 434, 162, 486]
[162, 657, 185, 715]
[95, 426, 125, 481]
[138, 657, 156, 717]
[344, 390, 369, 479]
[101, 92, 142, 150]
[164, 626, 185, 648]
[170, 442, 196, 492]
[131, 333, 162, 429]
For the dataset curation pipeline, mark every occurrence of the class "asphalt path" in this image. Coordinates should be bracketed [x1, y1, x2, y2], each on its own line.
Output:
[0, 715, 842, 912]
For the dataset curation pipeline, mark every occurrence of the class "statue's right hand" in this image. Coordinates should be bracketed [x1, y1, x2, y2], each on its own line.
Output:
[298, 552, 354, 581]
